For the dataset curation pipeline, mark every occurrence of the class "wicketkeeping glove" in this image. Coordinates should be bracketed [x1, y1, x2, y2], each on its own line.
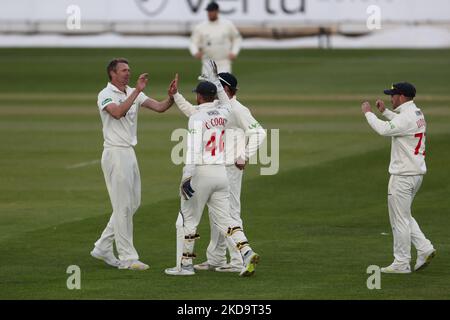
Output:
[180, 177, 195, 200]
[204, 59, 218, 80]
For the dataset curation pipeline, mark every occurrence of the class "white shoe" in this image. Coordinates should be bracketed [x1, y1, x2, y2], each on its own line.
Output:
[414, 249, 436, 271]
[118, 260, 149, 271]
[215, 265, 242, 273]
[193, 261, 224, 271]
[165, 265, 195, 276]
[90, 247, 120, 268]
[239, 250, 260, 277]
[380, 263, 411, 274]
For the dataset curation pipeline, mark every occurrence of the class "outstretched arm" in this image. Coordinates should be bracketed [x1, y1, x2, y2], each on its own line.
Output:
[203, 60, 232, 108]
[140, 75, 177, 113]
[170, 73, 199, 117]
[141, 96, 174, 113]
[103, 73, 148, 119]
[362, 101, 408, 136]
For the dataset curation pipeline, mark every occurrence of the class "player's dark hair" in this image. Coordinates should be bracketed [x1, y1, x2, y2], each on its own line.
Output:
[224, 85, 237, 96]
[107, 58, 129, 80]
[199, 94, 216, 102]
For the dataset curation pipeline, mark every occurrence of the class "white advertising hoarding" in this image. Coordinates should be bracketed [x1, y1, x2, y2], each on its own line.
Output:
[1, 0, 449, 23]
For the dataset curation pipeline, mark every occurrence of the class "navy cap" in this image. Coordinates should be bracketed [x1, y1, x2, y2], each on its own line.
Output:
[206, 2, 219, 11]
[218, 72, 238, 90]
[193, 81, 217, 97]
[383, 82, 416, 98]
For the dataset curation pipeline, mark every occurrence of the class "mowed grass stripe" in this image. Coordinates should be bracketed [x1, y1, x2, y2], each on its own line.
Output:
[2, 92, 450, 101]
[1, 105, 450, 117]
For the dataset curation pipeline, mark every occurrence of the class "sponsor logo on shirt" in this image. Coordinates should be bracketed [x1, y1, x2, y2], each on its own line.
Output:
[207, 110, 219, 116]
[417, 118, 426, 128]
[102, 98, 112, 106]
[388, 122, 395, 129]
[249, 122, 261, 129]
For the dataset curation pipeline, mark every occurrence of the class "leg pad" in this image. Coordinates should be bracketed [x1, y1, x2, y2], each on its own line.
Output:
[227, 226, 242, 236]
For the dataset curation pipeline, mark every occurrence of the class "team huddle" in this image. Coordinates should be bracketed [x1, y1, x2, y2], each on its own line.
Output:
[91, 58, 266, 277]
[89, 2, 436, 277]
[90, 56, 437, 278]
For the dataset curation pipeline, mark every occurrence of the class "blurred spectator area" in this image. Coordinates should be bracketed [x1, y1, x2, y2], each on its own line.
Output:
[2, 19, 449, 37]
[2, 20, 450, 49]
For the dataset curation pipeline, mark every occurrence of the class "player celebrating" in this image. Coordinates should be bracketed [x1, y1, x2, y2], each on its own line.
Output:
[361, 82, 436, 274]
[172, 71, 266, 272]
[164, 66, 260, 277]
[91, 58, 175, 270]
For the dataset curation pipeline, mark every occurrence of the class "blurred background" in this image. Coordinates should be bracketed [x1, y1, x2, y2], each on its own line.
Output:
[1, 0, 450, 48]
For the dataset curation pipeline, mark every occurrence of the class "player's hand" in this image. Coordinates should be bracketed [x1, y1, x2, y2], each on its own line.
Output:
[235, 157, 246, 170]
[203, 59, 219, 81]
[361, 101, 372, 114]
[375, 99, 386, 113]
[180, 177, 195, 200]
[168, 73, 178, 97]
[136, 73, 149, 92]
[194, 52, 203, 59]
[228, 53, 237, 60]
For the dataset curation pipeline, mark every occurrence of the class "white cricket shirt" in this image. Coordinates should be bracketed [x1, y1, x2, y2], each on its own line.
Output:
[365, 101, 427, 175]
[97, 82, 148, 148]
[174, 93, 266, 165]
[189, 18, 242, 61]
[183, 102, 231, 178]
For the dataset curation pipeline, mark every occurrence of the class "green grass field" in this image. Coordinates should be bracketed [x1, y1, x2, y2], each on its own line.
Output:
[0, 48, 449, 299]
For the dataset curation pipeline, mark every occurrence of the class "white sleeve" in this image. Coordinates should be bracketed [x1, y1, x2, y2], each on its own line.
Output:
[229, 22, 242, 56]
[236, 107, 266, 160]
[382, 109, 397, 120]
[365, 112, 411, 137]
[212, 77, 232, 109]
[97, 91, 115, 111]
[217, 86, 231, 109]
[136, 92, 149, 107]
[174, 92, 198, 117]
[189, 25, 201, 56]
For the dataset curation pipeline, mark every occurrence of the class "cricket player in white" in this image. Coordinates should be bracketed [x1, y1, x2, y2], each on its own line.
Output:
[362, 82, 436, 274]
[189, 1, 242, 74]
[91, 58, 176, 270]
[171, 71, 266, 272]
[165, 71, 260, 277]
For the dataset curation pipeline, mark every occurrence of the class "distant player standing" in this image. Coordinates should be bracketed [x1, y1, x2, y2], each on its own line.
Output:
[172, 71, 266, 272]
[362, 82, 436, 274]
[189, 1, 242, 74]
[164, 75, 260, 277]
[91, 58, 175, 270]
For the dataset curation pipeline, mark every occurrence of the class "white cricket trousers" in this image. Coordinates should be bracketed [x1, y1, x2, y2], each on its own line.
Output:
[207, 165, 244, 267]
[176, 165, 248, 267]
[94, 146, 141, 261]
[388, 175, 433, 266]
